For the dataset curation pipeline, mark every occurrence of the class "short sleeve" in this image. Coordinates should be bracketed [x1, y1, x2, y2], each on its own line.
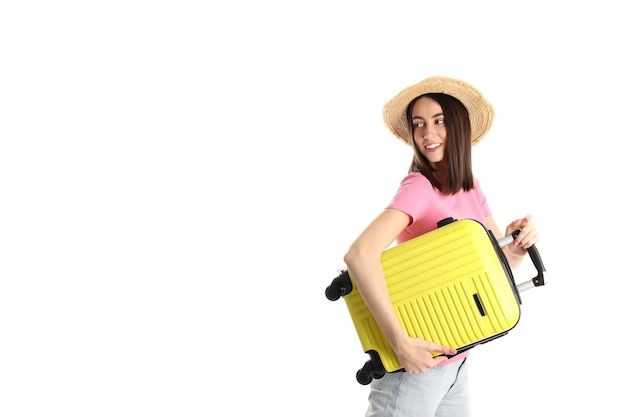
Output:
[386, 173, 434, 224]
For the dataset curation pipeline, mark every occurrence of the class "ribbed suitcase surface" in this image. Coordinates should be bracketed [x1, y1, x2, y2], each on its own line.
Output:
[344, 218, 521, 373]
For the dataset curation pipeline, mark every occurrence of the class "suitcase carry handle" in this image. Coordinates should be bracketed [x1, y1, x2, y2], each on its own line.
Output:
[498, 230, 547, 292]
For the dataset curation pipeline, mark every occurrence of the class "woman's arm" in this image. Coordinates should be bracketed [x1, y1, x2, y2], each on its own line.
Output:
[344, 208, 457, 373]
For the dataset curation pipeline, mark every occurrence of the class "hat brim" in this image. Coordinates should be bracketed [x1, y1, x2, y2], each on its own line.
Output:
[382, 76, 494, 146]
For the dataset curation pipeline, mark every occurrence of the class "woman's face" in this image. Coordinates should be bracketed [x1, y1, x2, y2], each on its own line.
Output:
[411, 96, 446, 167]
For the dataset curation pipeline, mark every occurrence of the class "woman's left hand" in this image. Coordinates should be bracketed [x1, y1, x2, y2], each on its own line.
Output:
[505, 214, 538, 252]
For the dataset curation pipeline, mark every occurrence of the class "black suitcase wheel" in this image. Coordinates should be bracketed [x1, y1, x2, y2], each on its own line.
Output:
[325, 269, 353, 301]
[356, 357, 385, 385]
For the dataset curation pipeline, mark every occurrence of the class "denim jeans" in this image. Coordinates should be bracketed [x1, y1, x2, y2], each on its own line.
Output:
[364, 357, 469, 417]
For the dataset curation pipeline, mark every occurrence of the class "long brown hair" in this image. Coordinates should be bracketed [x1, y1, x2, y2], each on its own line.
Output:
[406, 93, 474, 194]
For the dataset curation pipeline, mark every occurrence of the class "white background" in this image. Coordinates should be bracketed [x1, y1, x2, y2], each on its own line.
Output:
[1, 1, 624, 416]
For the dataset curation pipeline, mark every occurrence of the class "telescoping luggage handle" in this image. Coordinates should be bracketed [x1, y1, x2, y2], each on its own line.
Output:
[498, 229, 547, 291]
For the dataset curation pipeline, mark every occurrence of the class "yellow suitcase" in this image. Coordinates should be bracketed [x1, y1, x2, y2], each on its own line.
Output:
[325, 217, 546, 385]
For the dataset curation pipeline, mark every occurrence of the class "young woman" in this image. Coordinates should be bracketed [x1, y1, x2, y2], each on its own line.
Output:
[343, 76, 538, 417]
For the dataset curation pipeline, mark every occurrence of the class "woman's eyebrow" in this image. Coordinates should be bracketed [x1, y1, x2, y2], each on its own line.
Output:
[412, 112, 444, 121]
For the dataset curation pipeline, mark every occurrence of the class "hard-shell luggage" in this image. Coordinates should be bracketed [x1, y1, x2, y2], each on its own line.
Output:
[325, 217, 546, 385]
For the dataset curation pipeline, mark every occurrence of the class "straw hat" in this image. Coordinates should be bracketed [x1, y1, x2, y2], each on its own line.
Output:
[382, 76, 494, 146]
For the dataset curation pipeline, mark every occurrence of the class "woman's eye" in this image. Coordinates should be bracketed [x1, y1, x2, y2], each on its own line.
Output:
[435, 119, 445, 125]
[413, 122, 424, 128]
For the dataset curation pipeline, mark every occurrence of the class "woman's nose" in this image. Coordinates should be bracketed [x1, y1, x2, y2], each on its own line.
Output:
[423, 124, 434, 139]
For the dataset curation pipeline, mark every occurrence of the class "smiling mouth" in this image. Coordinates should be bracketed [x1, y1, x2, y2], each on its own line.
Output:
[425, 143, 441, 150]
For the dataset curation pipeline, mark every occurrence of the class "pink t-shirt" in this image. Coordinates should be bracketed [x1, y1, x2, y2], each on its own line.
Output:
[387, 173, 492, 242]
[386, 172, 493, 366]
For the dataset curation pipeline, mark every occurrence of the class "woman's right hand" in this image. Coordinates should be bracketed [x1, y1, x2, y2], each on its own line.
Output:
[394, 334, 457, 373]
